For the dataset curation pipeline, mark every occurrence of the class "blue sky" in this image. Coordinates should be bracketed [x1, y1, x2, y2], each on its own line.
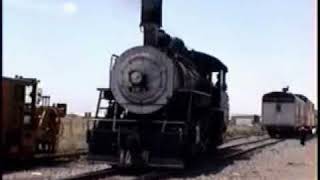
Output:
[3, 0, 317, 115]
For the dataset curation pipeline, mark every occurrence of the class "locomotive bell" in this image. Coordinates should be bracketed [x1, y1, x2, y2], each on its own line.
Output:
[110, 46, 177, 114]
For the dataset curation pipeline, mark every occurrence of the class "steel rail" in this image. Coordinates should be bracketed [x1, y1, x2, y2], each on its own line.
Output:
[219, 139, 285, 160]
[61, 168, 118, 180]
[134, 138, 285, 180]
[34, 150, 88, 160]
[64, 138, 284, 180]
[219, 137, 271, 150]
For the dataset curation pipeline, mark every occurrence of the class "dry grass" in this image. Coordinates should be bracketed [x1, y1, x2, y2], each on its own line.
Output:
[225, 124, 266, 138]
[55, 115, 88, 153]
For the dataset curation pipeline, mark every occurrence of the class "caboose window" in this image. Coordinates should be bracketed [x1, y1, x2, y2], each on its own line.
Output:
[276, 104, 282, 112]
[25, 85, 33, 104]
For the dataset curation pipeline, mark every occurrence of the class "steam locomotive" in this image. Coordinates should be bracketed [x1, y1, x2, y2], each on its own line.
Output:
[87, 0, 229, 168]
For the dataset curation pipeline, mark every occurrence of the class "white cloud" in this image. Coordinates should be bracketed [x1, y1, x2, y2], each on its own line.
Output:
[63, 2, 77, 14]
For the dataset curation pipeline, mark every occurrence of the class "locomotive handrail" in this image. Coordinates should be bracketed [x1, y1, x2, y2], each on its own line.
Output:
[109, 54, 119, 87]
[86, 118, 186, 125]
[176, 89, 212, 97]
[187, 92, 193, 123]
[112, 104, 118, 132]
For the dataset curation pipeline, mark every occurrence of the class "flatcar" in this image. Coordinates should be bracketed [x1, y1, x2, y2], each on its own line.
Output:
[261, 88, 317, 138]
[87, 0, 229, 168]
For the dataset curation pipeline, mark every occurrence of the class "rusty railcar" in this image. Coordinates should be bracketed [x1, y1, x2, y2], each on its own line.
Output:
[1, 76, 67, 161]
[1, 76, 38, 160]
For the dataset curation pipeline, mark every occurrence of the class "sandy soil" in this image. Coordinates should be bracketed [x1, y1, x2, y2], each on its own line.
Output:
[177, 137, 317, 180]
[3, 159, 110, 180]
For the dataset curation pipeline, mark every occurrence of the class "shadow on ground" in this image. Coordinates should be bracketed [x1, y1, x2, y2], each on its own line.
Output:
[3, 158, 80, 174]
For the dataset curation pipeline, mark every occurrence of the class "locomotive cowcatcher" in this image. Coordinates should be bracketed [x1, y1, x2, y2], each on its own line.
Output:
[87, 0, 229, 168]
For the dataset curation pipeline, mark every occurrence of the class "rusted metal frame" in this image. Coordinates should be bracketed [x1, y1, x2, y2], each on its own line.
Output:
[27, 80, 38, 130]
[41, 95, 50, 107]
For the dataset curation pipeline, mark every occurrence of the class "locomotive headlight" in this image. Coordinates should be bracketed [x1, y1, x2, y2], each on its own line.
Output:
[129, 71, 144, 86]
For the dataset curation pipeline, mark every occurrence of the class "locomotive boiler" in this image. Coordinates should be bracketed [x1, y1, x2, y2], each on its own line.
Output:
[87, 0, 229, 168]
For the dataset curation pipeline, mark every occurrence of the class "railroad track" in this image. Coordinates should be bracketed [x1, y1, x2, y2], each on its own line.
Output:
[61, 167, 119, 180]
[133, 138, 285, 180]
[4, 150, 88, 173]
[62, 137, 284, 180]
[224, 133, 269, 143]
[224, 135, 251, 142]
[34, 149, 88, 161]
[219, 136, 270, 150]
[218, 138, 285, 160]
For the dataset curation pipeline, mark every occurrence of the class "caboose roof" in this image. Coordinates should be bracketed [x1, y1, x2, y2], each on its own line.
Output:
[2, 76, 38, 85]
[295, 94, 309, 102]
[262, 91, 296, 102]
[190, 50, 228, 73]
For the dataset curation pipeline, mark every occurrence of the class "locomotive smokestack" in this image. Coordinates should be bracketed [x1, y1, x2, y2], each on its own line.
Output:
[141, 0, 162, 27]
[140, 0, 162, 46]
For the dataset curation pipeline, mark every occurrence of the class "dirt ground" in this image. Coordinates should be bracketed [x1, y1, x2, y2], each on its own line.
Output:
[180, 137, 317, 180]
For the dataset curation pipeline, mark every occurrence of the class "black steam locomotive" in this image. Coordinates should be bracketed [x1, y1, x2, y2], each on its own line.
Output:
[87, 0, 229, 168]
